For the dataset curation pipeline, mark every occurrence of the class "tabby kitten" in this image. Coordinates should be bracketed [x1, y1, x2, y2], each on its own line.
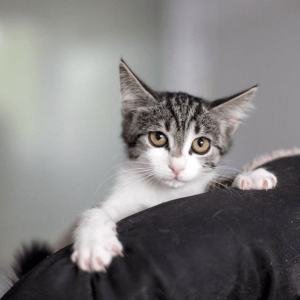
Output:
[70, 59, 277, 272]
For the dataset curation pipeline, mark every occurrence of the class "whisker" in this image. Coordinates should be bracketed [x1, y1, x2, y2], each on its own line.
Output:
[207, 179, 241, 196]
[123, 173, 155, 190]
[206, 179, 234, 195]
[114, 170, 155, 186]
[197, 172, 235, 180]
[105, 170, 154, 189]
[89, 168, 153, 202]
[215, 166, 242, 173]
[104, 161, 152, 174]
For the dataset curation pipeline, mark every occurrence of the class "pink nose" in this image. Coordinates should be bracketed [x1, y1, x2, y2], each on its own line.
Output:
[169, 156, 186, 176]
[169, 164, 185, 176]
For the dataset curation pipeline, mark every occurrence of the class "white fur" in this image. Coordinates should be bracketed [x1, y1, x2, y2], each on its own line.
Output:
[71, 208, 122, 272]
[141, 128, 207, 188]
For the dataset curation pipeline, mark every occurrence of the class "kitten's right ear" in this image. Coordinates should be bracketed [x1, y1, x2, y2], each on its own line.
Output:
[209, 86, 258, 135]
[119, 59, 158, 112]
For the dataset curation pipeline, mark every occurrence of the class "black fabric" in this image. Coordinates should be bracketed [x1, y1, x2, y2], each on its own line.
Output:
[3, 156, 300, 300]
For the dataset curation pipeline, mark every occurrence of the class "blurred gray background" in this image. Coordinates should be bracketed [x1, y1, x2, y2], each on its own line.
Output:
[0, 0, 300, 280]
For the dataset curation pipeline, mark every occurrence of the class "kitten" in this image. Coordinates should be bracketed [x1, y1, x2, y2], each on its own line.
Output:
[70, 59, 277, 272]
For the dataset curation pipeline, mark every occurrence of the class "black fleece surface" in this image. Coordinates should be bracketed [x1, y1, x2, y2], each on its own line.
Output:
[3, 156, 300, 300]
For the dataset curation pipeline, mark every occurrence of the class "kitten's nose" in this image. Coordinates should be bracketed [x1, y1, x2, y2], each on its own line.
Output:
[169, 157, 186, 177]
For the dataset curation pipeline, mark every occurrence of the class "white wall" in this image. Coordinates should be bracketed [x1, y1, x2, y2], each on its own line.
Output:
[0, 0, 161, 275]
[160, 0, 300, 168]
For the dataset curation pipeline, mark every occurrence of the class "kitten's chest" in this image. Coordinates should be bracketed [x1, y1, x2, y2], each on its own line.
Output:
[114, 168, 215, 210]
[136, 175, 213, 208]
[160, 178, 209, 202]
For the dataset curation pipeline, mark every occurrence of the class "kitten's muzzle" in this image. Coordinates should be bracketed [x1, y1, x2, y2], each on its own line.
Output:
[169, 156, 186, 177]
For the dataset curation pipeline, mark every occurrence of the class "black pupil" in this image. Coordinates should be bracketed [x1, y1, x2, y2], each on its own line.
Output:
[197, 138, 204, 147]
[155, 132, 163, 141]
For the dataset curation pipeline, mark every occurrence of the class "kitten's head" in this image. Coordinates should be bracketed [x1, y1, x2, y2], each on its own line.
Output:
[119, 59, 257, 188]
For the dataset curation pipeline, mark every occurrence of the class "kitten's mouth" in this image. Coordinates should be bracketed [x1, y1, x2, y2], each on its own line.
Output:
[163, 178, 185, 188]
[155, 173, 190, 188]
[169, 176, 186, 183]
[166, 175, 197, 185]
[172, 175, 191, 182]
[174, 177, 184, 182]
[166, 176, 182, 182]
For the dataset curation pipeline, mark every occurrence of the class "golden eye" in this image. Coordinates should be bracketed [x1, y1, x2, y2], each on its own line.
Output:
[149, 131, 168, 147]
[192, 137, 210, 154]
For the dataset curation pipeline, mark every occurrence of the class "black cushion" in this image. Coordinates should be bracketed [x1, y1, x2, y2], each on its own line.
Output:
[3, 156, 300, 300]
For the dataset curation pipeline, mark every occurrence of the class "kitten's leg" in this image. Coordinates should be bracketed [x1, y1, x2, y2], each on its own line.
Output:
[232, 168, 277, 190]
[71, 207, 123, 272]
[71, 190, 145, 272]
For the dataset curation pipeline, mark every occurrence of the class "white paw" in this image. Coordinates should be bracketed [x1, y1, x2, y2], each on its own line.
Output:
[232, 168, 277, 190]
[71, 209, 123, 272]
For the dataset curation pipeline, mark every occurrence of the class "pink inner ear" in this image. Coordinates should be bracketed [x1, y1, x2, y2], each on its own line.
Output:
[229, 106, 246, 121]
[231, 116, 239, 124]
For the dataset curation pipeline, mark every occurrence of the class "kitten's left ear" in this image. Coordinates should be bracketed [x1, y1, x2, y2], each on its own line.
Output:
[209, 85, 258, 135]
[119, 59, 158, 113]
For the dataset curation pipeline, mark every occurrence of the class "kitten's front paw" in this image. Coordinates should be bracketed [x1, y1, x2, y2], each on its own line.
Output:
[232, 168, 277, 190]
[71, 213, 123, 272]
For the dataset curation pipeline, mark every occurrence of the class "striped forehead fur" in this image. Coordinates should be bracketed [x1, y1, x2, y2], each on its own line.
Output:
[121, 92, 221, 159]
[119, 59, 257, 161]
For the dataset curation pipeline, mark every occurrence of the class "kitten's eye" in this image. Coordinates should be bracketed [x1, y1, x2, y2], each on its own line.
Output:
[149, 132, 168, 147]
[192, 137, 210, 154]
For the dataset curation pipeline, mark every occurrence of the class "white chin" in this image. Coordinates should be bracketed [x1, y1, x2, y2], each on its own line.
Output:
[161, 179, 185, 188]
